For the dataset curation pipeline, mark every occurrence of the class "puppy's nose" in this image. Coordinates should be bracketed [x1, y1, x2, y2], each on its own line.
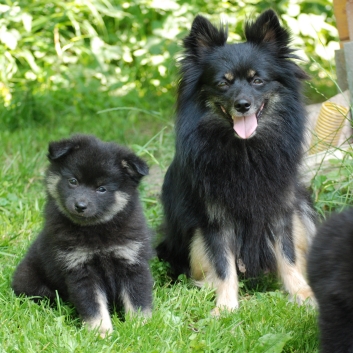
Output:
[234, 99, 251, 113]
[75, 202, 87, 213]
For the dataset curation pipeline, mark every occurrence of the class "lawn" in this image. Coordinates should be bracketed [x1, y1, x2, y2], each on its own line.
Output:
[1, 0, 349, 350]
[0, 83, 331, 353]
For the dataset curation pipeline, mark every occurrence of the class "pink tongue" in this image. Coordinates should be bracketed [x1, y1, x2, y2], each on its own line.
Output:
[233, 114, 258, 139]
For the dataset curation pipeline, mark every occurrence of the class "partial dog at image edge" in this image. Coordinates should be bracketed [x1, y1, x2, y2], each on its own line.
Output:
[308, 209, 353, 353]
[11, 134, 153, 337]
[156, 9, 316, 312]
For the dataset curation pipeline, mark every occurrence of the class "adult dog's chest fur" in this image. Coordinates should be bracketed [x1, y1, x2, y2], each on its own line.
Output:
[189, 134, 299, 220]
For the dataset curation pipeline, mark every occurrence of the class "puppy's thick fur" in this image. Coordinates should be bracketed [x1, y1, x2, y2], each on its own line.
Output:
[12, 134, 153, 337]
[157, 10, 316, 311]
[308, 209, 353, 353]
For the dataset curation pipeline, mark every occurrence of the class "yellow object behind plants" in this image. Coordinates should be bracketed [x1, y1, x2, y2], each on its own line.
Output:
[310, 102, 349, 154]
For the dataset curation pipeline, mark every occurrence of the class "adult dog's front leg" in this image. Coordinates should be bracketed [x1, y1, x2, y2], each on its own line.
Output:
[190, 227, 239, 313]
[274, 213, 314, 305]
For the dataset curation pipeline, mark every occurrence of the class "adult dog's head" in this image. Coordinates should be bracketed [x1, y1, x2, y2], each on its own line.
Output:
[178, 10, 309, 140]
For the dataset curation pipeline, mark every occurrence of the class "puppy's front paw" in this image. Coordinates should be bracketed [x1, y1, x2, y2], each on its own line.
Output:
[85, 316, 113, 338]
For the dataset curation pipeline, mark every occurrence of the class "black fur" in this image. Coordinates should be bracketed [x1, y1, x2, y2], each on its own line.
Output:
[157, 10, 315, 304]
[308, 209, 353, 353]
[12, 134, 153, 335]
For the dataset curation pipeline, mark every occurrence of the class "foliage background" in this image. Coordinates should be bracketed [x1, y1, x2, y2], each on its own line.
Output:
[0, 0, 339, 130]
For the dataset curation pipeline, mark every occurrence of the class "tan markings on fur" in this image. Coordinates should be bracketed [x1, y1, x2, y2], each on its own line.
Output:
[112, 241, 142, 264]
[121, 288, 152, 318]
[214, 251, 238, 312]
[274, 241, 314, 305]
[58, 241, 142, 270]
[190, 230, 212, 282]
[85, 288, 113, 338]
[298, 201, 316, 244]
[237, 258, 246, 273]
[100, 191, 130, 222]
[121, 288, 135, 314]
[224, 72, 234, 81]
[292, 212, 309, 275]
[121, 159, 128, 168]
[46, 172, 61, 199]
[59, 248, 91, 269]
[190, 230, 239, 312]
[247, 69, 256, 78]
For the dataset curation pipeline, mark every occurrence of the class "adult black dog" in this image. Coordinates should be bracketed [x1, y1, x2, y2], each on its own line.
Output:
[308, 209, 353, 353]
[157, 10, 316, 312]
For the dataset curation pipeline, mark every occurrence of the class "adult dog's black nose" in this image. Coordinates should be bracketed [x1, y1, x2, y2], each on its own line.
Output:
[234, 99, 251, 113]
[75, 202, 87, 213]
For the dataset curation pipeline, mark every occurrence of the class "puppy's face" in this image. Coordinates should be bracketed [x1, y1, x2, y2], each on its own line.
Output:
[46, 135, 148, 225]
[46, 169, 129, 225]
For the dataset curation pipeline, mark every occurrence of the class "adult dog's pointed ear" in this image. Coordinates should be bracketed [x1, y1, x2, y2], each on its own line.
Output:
[183, 15, 228, 57]
[245, 10, 290, 49]
[245, 9, 309, 80]
[121, 154, 149, 183]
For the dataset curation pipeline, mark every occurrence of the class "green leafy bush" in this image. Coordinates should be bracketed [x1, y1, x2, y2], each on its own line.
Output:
[0, 0, 339, 128]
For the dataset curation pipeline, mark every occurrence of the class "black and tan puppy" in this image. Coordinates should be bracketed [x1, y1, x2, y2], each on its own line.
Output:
[308, 209, 353, 353]
[157, 10, 316, 312]
[12, 134, 153, 337]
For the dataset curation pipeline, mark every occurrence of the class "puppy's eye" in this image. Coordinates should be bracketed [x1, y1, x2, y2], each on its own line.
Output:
[252, 78, 263, 85]
[96, 186, 107, 193]
[68, 178, 78, 186]
[217, 81, 229, 89]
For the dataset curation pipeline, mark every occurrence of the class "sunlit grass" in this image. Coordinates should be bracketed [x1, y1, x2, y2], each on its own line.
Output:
[2, 82, 352, 353]
[0, 94, 321, 352]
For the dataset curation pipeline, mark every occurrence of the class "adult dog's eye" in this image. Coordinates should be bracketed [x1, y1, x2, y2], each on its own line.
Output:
[252, 78, 263, 85]
[217, 81, 229, 89]
[96, 186, 107, 193]
[68, 178, 78, 186]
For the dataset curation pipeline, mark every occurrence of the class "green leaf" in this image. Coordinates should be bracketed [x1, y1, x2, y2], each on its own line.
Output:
[253, 333, 292, 353]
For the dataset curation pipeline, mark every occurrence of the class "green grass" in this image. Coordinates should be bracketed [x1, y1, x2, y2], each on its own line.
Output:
[0, 1, 345, 350]
[2, 85, 351, 352]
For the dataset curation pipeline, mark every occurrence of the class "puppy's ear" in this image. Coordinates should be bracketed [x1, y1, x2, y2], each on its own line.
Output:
[121, 154, 149, 183]
[48, 139, 76, 160]
[184, 15, 228, 55]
